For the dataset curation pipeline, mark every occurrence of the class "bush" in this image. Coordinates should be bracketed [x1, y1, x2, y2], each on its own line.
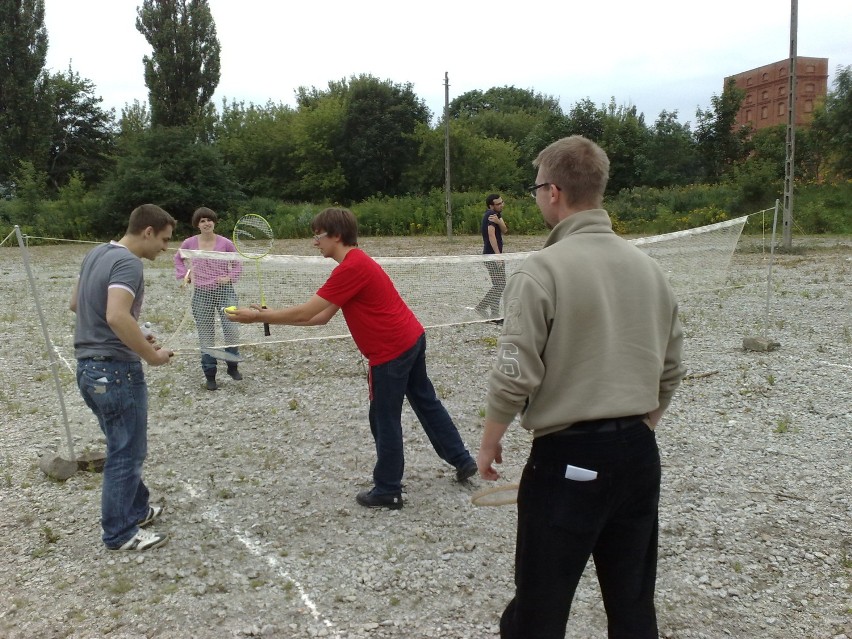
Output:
[793, 181, 852, 234]
[3, 180, 849, 241]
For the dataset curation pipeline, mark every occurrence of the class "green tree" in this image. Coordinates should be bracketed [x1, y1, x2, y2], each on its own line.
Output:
[811, 64, 852, 179]
[0, 0, 50, 189]
[45, 65, 116, 190]
[564, 98, 606, 141]
[642, 110, 700, 187]
[694, 79, 750, 182]
[7, 160, 47, 226]
[447, 86, 564, 182]
[404, 122, 522, 194]
[744, 124, 819, 183]
[343, 75, 430, 201]
[135, 0, 221, 129]
[447, 86, 562, 144]
[118, 100, 152, 139]
[600, 100, 651, 194]
[100, 125, 241, 234]
[215, 100, 305, 200]
[519, 110, 575, 185]
[287, 99, 346, 201]
[298, 75, 430, 202]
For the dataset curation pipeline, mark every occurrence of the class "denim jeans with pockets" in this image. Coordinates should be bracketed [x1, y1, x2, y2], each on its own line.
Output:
[77, 358, 150, 548]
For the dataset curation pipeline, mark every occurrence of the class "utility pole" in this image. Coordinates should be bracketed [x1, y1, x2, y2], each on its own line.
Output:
[782, 0, 798, 250]
[444, 72, 452, 238]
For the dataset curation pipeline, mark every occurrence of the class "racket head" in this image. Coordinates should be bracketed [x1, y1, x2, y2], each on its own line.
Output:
[200, 347, 244, 363]
[233, 214, 274, 258]
[470, 483, 519, 507]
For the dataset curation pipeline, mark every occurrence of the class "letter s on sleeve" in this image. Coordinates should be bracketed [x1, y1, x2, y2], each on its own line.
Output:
[497, 343, 520, 378]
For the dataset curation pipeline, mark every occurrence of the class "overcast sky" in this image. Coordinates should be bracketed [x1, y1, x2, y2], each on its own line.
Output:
[43, 0, 851, 127]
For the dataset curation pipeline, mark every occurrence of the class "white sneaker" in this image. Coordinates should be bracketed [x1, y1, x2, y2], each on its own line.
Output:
[138, 504, 163, 528]
[110, 529, 168, 551]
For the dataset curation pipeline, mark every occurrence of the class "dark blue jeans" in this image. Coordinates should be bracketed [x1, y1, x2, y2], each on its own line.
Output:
[191, 284, 240, 373]
[76, 358, 150, 548]
[368, 333, 473, 495]
[501, 420, 661, 639]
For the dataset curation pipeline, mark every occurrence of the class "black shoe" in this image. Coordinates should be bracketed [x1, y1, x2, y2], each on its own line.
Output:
[205, 377, 218, 391]
[456, 460, 478, 482]
[226, 367, 242, 381]
[356, 489, 403, 510]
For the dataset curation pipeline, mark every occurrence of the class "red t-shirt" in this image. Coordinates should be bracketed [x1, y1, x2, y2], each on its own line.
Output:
[317, 248, 423, 366]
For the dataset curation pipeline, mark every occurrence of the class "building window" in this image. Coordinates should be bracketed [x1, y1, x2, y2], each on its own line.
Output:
[761, 106, 768, 119]
[746, 77, 753, 86]
[778, 86, 785, 96]
[777, 102, 785, 116]
[746, 93, 753, 103]
[779, 67, 787, 77]
[806, 64, 815, 73]
[762, 90, 769, 100]
[745, 109, 753, 122]
[762, 72, 769, 80]
[804, 100, 813, 113]
[805, 82, 815, 94]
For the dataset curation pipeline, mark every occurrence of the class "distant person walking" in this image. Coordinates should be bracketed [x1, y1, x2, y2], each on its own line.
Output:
[174, 207, 244, 390]
[476, 193, 508, 320]
[226, 207, 478, 509]
[70, 204, 176, 551]
[477, 137, 686, 638]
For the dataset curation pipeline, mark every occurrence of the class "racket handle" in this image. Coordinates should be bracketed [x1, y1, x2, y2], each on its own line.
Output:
[262, 305, 271, 336]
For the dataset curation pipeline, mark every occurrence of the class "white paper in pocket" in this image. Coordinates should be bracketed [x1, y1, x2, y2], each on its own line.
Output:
[564, 464, 598, 481]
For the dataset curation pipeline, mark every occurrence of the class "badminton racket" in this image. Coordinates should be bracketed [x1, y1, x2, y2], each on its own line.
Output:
[233, 214, 274, 336]
[470, 482, 519, 507]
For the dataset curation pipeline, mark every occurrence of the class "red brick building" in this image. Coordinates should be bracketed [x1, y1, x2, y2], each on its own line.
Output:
[725, 57, 828, 130]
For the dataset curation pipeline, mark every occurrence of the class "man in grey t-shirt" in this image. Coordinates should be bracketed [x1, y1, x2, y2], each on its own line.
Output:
[70, 204, 176, 551]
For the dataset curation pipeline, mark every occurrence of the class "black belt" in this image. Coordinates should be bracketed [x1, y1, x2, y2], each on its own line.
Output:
[550, 414, 647, 436]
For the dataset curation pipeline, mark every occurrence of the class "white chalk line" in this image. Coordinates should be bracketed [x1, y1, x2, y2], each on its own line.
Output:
[182, 481, 342, 637]
[816, 360, 852, 370]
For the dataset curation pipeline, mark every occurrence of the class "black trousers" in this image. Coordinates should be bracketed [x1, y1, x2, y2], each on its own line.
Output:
[500, 418, 661, 639]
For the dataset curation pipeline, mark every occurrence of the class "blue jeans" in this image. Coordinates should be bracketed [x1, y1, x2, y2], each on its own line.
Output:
[368, 334, 473, 495]
[192, 284, 240, 373]
[501, 420, 661, 639]
[76, 358, 150, 548]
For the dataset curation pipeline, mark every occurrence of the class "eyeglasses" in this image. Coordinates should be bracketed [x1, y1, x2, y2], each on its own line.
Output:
[527, 183, 561, 198]
[312, 232, 328, 242]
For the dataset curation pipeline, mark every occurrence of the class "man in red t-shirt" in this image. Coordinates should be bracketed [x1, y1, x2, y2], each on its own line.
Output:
[226, 207, 477, 509]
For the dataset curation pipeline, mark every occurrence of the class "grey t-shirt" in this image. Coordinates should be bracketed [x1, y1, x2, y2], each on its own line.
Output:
[74, 242, 144, 361]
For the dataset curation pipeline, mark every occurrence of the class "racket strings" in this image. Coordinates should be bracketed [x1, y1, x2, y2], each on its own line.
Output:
[233, 215, 274, 258]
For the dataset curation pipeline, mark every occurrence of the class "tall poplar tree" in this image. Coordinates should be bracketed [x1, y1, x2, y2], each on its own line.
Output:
[135, 0, 221, 128]
[0, 0, 49, 189]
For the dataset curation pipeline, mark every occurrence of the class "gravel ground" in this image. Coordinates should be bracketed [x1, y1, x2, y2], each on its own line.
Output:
[0, 233, 850, 639]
